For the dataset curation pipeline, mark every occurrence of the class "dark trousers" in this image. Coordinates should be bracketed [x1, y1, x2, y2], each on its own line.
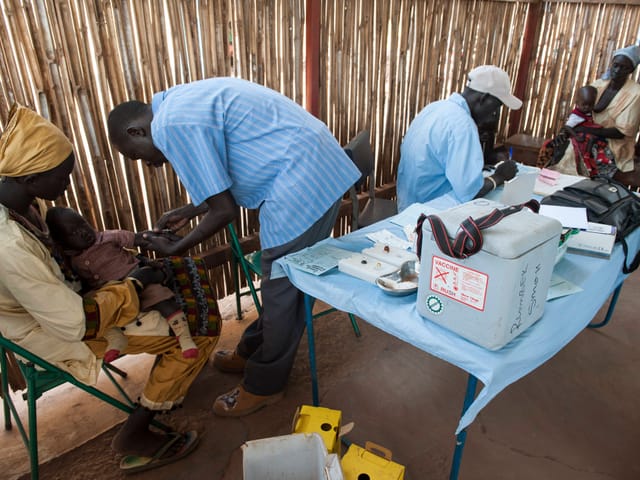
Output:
[236, 201, 341, 395]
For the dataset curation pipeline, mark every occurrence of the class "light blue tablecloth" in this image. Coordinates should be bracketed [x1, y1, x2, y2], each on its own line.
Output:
[276, 201, 640, 434]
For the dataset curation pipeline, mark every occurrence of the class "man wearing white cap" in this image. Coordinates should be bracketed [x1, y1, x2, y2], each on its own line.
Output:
[396, 65, 521, 211]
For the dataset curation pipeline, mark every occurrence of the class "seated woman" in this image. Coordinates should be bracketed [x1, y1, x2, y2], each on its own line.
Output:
[0, 104, 219, 473]
[545, 45, 640, 178]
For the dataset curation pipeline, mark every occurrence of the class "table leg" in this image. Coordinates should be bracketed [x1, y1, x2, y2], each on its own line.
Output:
[588, 283, 623, 329]
[304, 294, 320, 406]
[449, 374, 478, 480]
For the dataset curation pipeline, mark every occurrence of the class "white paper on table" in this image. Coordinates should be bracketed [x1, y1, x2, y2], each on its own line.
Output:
[546, 273, 583, 300]
[365, 229, 412, 250]
[403, 224, 417, 250]
[499, 172, 538, 205]
[539, 205, 589, 229]
[586, 222, 616, 235]
[281, 244, 354, 275]
[389, 203, 439, 228]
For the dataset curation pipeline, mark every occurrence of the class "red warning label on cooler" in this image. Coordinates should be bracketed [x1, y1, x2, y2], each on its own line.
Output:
[430, 255, 488, 311]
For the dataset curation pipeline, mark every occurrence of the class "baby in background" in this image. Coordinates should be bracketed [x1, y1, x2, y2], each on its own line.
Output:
[565, 85, 599, 128]
[538, 85, 613, 177]
[46, 206, 198, 362]
[564, 85, 614, 176]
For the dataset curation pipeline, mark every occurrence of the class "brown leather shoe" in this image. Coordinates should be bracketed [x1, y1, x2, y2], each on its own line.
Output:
[213, 385, 284, 417]
[213, 349, 247, 373]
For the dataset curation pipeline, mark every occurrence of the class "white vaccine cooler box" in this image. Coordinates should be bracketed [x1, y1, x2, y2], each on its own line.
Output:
[416, 199, 562, 350]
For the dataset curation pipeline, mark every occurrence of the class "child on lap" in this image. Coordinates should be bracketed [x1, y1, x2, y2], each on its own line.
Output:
[46, 206, 198, 362]
[539, 85, 614, 177]
[565, 85, 615, 176]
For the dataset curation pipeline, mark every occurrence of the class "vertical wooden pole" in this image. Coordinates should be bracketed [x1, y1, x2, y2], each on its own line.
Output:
[305, 0, 320, 117]
[508, 0, 543, 136]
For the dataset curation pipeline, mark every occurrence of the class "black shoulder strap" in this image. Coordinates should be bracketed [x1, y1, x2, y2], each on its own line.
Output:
[424, 200, 539, 259]
[622, 238, 640, 274]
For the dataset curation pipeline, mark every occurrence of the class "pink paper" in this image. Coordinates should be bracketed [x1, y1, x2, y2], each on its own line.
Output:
[538, 175, 557, 185]
[538, 168, 559, 186]
[540, 168, 560, 179]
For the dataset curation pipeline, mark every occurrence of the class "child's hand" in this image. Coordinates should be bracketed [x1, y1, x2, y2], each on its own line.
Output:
[140, 232, 182, 256]
[137, 256, 164, 269]
[134, 231, 151, 248]
[560, 126, 576, 138]
[135, 230, 182, 248]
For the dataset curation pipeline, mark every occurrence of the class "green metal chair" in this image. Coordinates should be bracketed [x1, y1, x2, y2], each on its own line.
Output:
[228, 223, 361, 337]
[229, 223, 263, 320]
[0, 335, 170, 480]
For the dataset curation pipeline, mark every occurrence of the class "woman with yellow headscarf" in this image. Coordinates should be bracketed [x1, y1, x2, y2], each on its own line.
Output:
[0, 104, 217, 473]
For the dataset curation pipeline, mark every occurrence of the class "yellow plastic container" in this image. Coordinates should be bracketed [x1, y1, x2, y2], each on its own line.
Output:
[292, 405, 342, 454]
[341, 441, 405, 480]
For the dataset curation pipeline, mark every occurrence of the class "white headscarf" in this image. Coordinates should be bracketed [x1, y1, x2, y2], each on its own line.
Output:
[601, 44, 640, 80]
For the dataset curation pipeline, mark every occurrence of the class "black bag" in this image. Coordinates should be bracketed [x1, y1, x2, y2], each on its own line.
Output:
[540, 176, 640, 273]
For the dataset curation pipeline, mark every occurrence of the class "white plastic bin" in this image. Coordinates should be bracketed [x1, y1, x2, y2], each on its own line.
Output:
[242, 433, 344, 480]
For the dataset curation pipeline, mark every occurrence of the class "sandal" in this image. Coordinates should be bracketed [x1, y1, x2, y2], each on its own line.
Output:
[119, 430, 199, 474]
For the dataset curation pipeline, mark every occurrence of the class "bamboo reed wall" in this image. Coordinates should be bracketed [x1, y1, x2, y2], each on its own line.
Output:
[322, 0, 530, 187]
[0, 0, 639, 297]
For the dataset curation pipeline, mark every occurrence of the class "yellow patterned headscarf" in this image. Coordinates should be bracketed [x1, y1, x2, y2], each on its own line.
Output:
[0, 103, 73, 177]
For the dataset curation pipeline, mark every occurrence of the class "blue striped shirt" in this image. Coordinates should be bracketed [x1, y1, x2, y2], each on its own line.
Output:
[151, 78, 360, 249]
[396, 93, 484, 212]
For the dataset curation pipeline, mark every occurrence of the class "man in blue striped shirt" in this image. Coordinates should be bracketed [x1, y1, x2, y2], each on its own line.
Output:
[108, 77, 361, 417]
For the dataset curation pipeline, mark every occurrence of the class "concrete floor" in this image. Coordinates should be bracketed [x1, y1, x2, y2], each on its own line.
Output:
[2, 269, 640, 480]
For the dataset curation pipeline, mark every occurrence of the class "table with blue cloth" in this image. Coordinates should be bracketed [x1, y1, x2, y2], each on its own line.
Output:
[275, 197, 640, 480]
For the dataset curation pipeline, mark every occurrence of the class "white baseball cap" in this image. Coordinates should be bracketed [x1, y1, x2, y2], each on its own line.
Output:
[467, 65, 522, 110]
